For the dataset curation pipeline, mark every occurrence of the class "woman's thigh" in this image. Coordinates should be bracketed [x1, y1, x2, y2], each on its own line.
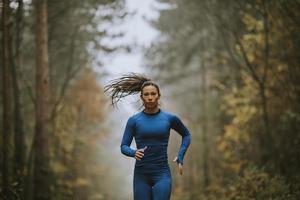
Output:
[152, 171, 172, 200]
[133, 172, 152, 200]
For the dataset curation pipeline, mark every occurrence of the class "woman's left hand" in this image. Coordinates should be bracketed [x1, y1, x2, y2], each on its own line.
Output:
[173, 157, 183, 176]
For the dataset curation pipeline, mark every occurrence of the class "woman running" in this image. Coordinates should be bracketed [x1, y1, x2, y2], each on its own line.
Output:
[105, 73, 191, 200]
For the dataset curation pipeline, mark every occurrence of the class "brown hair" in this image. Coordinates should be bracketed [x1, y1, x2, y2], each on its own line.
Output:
[104, 73, 160, 107]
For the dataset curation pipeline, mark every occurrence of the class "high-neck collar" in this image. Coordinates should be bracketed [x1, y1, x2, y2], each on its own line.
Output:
[142, 108, 161, 116]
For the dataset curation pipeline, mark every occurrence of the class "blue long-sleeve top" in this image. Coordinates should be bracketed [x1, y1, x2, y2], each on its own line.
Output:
[120, 109, 191, 172]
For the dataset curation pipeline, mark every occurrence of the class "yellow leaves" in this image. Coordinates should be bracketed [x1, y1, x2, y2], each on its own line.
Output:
[242, 33, 263, 52]
[74, 178, 89, 187]
[242, 13, 256, 30]
[65, 68, 107, 124]
[224, 125, 242, 142]
[63, 138, 74, 152]
[241, 12, 264, 49]
[56, 68, 108, 139]
[211, 80, 226, 91]
[242, 13, 263, 32]
[277, 64, 287, 73]
[234, 12, 266, 68]
[222, 84, 258, 126]
[218, 124, 248, 174]
[218, 124, 250, 153]
[90, 194, 105, 199]
[204, 167, 294, 200]
[219, 68, 259, 174]
[49, 68, 110, 198]
[52, 162, 68, 173]
[246, 49, 255, 63]
[232, 106, 257, 125]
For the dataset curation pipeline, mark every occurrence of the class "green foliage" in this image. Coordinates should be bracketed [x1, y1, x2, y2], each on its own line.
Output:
[1, 0, 126, 199]
[203, 167, 300, 200]
[145, 0, 300, 199]
[51, 68, 109, 199]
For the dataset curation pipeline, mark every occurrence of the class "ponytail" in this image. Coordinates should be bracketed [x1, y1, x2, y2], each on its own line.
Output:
[104, 73, 160, 107]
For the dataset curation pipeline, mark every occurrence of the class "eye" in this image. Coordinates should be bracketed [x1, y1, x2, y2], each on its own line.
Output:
[151, 92, 157, 95]
[143, 93, 149, 96]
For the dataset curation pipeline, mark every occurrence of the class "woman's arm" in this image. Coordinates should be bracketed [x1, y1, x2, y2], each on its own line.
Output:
[120, 117, 136, 157]
[171, 115, 192, 165]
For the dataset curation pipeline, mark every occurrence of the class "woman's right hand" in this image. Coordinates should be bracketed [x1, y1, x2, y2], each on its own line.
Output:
[135, 146, 147, 161]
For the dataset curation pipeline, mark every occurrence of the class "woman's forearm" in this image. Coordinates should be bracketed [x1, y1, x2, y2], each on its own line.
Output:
[121, 145, 136, 157]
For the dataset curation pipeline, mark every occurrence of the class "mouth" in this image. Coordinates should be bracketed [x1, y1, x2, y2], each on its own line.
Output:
[146, 102, 155, 105]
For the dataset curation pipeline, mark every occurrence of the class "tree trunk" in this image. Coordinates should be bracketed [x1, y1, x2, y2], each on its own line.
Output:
[72, 106, 88, 200]
[201, 61, 210, 190]
[1, 0, 13, 199]
[258, 81, 271, 161]
[33, 0, 51, 199]
[13, 0, 26, 195]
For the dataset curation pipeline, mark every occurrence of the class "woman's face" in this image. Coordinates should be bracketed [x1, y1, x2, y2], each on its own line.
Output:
[141, 85, 160, 109]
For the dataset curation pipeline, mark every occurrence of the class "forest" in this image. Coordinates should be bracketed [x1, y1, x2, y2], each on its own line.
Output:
[1, 0, 300, 199]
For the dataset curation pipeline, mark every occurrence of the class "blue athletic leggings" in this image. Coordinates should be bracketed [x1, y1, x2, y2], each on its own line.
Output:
[133, 169, 172, 200]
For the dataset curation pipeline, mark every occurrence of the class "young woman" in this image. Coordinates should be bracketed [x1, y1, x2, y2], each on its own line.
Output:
[105, 73, 191, 200]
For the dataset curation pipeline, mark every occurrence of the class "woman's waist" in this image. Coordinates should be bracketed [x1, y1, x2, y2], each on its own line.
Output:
[135, 143, 168, 166]
[135, 151, 168, 167]
[134, 164, 170, 174]
[136, 143, 168, 152]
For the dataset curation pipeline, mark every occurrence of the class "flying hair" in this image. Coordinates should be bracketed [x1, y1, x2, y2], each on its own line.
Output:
[104, 73, 160, 107]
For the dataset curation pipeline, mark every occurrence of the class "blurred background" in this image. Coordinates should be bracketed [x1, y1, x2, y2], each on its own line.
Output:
[1, 0, 300, 199]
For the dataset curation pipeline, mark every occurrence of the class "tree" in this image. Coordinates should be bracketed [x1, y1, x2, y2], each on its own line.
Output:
[33, 0, 51, 199]
[12, 0, 26, 195]
[146, 0, 300, 199]
[1, 0, 13, 199]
